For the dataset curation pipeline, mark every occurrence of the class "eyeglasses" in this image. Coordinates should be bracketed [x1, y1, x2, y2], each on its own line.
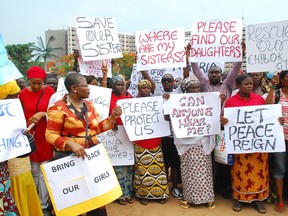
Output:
[161, 78, 174, 83]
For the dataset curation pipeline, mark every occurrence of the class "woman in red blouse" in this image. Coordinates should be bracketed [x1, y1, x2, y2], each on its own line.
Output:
[18, 66, 55, 215]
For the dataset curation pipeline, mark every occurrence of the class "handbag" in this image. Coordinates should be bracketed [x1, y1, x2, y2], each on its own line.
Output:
[214, 131, 234, 165]
[17, 133, 37, 158]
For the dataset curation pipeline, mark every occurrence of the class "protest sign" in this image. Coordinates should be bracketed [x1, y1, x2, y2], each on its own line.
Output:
[168, 92, 221, 137]
[75, 17, 122, 61]
[136, 28, 186, 70]
[224, 104, 285, 154]
[128, 64, 183, 98]
[41, 144, 121, 216]
[88, 86, 111, 120]
[117, 96, 170, 141]
[245, 20, 288, 72]
[0, 99, 31, 162]
[0, 34, 23, 85]
[79, 56, 112, 77]
[190, 19, 243, 62]
[97, 126, 134, 166]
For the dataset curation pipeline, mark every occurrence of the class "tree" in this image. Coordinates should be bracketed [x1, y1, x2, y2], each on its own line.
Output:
[5, 43, 34, 75]
[31, 36, 62, 71]
[112, 52, 136, 80]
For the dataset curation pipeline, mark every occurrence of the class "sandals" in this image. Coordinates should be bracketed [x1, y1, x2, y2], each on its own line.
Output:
[140, 198, 148, 205]
[158, 199, 166, 204]
[275, 203, 285, 213]
[180, 200, 190, 209]
[252, 202, 267, 214]
[118, 198, 127, 205]
[207, 202, 215, 209]
[232, 201, 242, 212]
[125, 197, 134, 204]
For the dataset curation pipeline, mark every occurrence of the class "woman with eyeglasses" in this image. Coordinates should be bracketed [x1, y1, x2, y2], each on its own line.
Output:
[46, 72, 122, 216]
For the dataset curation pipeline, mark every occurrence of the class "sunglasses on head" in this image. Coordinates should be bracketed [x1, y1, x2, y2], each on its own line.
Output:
[161, 78, 174, 83]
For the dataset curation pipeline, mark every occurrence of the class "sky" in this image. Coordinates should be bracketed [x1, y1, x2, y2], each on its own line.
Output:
[1, 0, 287, 45]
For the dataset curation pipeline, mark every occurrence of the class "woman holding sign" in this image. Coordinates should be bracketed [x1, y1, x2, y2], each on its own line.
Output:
[133, 79, 169, 205]
[172, 76, 216, 209]
[46, 73, 122, 216]
[109, 75, 134, 205]
[221, 74, 284, 214]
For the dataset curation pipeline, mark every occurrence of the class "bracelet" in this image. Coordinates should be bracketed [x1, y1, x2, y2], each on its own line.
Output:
[270, 85, 276, 89]
[102, 81, 107, 83]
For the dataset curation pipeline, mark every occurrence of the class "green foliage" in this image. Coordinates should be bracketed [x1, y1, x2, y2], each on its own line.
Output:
[112, 52, 136, 80]
[5, 43, 34, 75]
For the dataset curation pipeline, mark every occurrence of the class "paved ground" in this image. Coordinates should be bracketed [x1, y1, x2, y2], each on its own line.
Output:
[106, 194, 285, 216]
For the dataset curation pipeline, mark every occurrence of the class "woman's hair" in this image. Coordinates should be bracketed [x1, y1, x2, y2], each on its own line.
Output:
[85, 75, 98, 84]
[277, 70, 288, 88]
[64, 73, 84, 92]
[235, 74, 251, 87]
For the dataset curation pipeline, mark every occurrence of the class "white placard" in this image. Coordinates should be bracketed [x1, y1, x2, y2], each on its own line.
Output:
[117, 96, 170, 141]
[224, 104, 285, 153]
[245, 20, 288, 72]
[79, 57, 112, 78]
[190, 19, 243, 62]
[0, 99, 31, 162]
[168, 92, 221, 137]
[136, 28, 186, 70]
[75, 17, 122, 61]
[97, 126, 134, 166]
[88, 86, 111, 120]
[41, 144, 121, 211]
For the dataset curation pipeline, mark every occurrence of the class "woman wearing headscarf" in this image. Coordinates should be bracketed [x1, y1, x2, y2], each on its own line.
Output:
[5, 80, 43, 216]
[173, 76, 215, 209]
[109, 75, 134, 205]
[222, 74, 284, 214]
[18, 66, 55, 215]
[0, 80, 20, 216]
[134, 79, 169, 205]
[46, 72, 122, 216]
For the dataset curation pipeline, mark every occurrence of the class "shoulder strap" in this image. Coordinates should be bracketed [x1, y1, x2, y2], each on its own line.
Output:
[275, 89, 280, 104]
[36, 86, 46, 113]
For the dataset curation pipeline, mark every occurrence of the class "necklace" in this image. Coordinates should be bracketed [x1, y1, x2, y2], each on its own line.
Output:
[67, 95, 83, 108]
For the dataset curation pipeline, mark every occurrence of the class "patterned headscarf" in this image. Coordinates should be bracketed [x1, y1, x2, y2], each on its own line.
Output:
[181, 75, 200, 93]
[138, 79, 152, 90]
[0, 80, 20, 99]
[111, 75, 124, 87]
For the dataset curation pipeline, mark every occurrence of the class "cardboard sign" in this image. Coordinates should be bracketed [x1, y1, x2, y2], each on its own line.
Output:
[97, 126, 134, 166]
[117, 96, 170, 141]
[79, 56, 112, 78]
[168, 92, 221, 137]
[41, 144, 122, 216]
[190, 19, 243, 62]
[88, 86, 111, 120]
[224, 104, 285, 153]
[136, 28, 186, 70]
[75, 17, 122, 61]
[0, 99, 31, 162]
[245, 20, 288, 72]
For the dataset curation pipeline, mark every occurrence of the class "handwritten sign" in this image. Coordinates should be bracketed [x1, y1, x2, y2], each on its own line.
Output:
[79, 56, 112, 78]
[224, 104, 285, 154]
[41, 144, 121, 216]
[0, 34, 23, 85]
[117, 96, 170, 141]
[97, 126, 134, 166]
[136, 28, 186, 70]
[168, 92, 221, 138]
[128, 64, 183, 98]
[75, 17, 122, 61]
[245, 20, 288, 72]
[190, 19, 243, 62]
[88, 86, 111, 120]
[0, 99, 31, 162]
